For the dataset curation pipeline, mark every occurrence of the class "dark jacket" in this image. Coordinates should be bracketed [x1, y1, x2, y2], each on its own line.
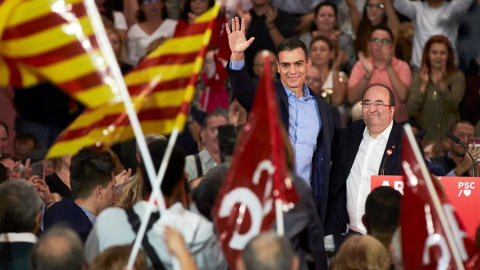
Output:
[43, 199, 92, 242]
[227, 63, 335, 226]
[325, 120, 403, 235]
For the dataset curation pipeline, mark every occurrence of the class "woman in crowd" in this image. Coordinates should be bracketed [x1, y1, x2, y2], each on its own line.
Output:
[299, 2, 354, 72]
[407, 35, 466, 143]
[181, 0, 214, 23]
[95, 0, 128, 42]
[127, 0, 177, 66]
[353, 0, 399, 57]
[45, 155, 72, 199]
[309, 36, 349, 127]
[107, 28, 133, 74]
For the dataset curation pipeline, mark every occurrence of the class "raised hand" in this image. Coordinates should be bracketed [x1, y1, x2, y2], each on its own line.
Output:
[226, 17, 255, 60]
[265, 6, 278, 27]
[419, 65, 429, 85]
[358, 51, 373, 76]
[333, 49, 348, 70]
[235, 3, 251, 30]
[382, 45, 393, 67]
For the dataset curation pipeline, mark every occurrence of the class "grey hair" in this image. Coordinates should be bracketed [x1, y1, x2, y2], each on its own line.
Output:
[0, 179, 42, 233]
[242, 231, 294, 270]
[135, 134, 167, 154]
[30, 226, 85, 270]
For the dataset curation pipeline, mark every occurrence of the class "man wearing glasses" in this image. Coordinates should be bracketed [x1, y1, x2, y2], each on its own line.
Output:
[325, 83, 403, 251]
[347, 24, 411, 123]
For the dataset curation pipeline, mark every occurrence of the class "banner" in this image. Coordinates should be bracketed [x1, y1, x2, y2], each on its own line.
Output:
[213, 54, 298, 269]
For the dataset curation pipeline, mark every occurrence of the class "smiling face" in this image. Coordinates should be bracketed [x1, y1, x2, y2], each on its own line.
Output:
[362, 85, 395, 137]
[315, 6, 336, 32]
[277, 48, 310, 93]
[428, 42, 448, 70]
[366, 0, 385, 25]
[309, 39, 333, 67]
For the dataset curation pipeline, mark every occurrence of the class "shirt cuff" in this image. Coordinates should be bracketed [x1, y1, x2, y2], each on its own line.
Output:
[230, 58, 245, 71]
[446, 170, 456, 177]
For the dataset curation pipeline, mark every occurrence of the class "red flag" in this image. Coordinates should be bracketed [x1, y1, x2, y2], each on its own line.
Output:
[401, 125, 480, 270]
[213, 54, 298, 269]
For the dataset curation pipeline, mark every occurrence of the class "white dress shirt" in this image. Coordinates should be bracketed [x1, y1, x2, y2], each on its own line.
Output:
[346, 121, 393, 234]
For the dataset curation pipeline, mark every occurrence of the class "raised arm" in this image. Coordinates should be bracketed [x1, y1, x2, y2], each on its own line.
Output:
[384, 0, 400, 44]
[227, 17, 255, 61]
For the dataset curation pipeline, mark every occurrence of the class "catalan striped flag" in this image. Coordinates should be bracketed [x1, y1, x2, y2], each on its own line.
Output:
[0, 0, 120, 108]
[46, 3, 221, 158]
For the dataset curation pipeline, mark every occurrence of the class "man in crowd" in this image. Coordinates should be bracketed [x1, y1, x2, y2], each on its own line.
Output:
[85, 140, 227, 269]
[30, 226, 85, 270]
[43, 148, 116, 242]
[348, 25, 411, 123]
[0, 121, 8, 155]
[184, 112, 228, 182]
[431, 120, 480, 176]
[13, 132, 39, 161]
[227, 17, 335, 227]
[363, 186, 402, 250]
[326, 84, 403, 249]
[0, 180, 43, 269]
[238, 231, 298, 270]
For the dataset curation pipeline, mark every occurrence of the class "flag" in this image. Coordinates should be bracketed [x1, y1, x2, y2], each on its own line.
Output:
[46, 3, 221, 158]
[0, 0, 121, 108]
[401, 125, 480, 270]
[212, 54, 298, 269]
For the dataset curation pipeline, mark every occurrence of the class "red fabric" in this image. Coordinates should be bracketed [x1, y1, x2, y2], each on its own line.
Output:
[401, 127, 480, 269]
[212, 57, 298, 269]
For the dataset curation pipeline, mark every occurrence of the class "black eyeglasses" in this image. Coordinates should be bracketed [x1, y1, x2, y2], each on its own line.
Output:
[361, 101, 393, 108]
[369, 38, 392, 45]
[365, 3, 385, 10]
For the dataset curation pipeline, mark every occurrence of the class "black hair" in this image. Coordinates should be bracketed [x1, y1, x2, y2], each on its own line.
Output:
[365, 186, 402, 233]
[277, 38, 309, 60]
[180, 0, 214, 22]
[140, 140, 185, 197]
[14, 133, 39, 148]
[370, 24, 394, 41]
[450, 120, 475, 134]
[362, 83, 395, 106]
[70, 148, 115, 199]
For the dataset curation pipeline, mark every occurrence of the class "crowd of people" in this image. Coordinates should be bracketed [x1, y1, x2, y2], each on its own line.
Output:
[1, 0, 480, 269]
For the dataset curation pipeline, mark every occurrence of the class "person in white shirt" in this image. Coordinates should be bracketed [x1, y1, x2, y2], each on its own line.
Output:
[325, 84, 403, 251]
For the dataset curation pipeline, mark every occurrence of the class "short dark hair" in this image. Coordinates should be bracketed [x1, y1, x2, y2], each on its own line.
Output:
[370, 24, 394, 41]
[14, 133, 39, 148]
[201, 111, 227, 130]
[70, 148, 115, 199]
[365, 186, 402, 234]
[450, 120, 475, 134]
[140, 140, 185, 197]
[0, 120, 8, 137]
[30, 226, 84, 270]
[277, 37, 309, 60]
[0, 179, 42, 233]
[362, 84, 395, 106]
[242, 231, 294, 270]
[314, 2, 338, 19]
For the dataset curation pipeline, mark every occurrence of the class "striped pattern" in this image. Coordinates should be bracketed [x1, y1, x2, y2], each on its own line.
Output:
[0, 0, 119, 108]
[47, 3, 221, 158]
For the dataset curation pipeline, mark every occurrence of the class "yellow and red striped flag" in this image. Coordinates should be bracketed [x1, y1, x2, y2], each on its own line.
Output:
[47, 3, 221, 158]
[0, 0, 120, 107]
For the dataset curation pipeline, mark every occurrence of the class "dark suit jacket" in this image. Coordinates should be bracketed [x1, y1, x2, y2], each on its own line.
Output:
[0, 237, 35, 270]
[325, 120, 403, 235]
[227, 63, 335, 226]
[43, 199, 92, 242]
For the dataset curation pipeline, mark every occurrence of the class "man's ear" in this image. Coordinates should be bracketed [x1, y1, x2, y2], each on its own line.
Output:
[236, 257, 246, 270]
[292, 255, 299, 270]
[95, 185, 103, 200]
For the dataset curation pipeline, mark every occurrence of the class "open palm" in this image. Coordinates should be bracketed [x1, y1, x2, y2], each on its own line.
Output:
[226, 17, 255, 55]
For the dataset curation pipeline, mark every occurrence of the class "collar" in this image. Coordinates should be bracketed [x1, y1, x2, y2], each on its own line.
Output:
[77, 204, 96, 224]
[0, 232, 37, 243]
[283, 84, 312, 99]
[364, 120, 394, 140]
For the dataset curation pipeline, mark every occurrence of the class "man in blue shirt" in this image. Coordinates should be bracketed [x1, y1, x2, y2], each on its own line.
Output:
[226, 17, 335, 227]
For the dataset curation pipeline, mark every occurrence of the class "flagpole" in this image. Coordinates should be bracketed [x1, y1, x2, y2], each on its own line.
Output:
[82, 1, 169, 269]
[404, 125, 465, 270]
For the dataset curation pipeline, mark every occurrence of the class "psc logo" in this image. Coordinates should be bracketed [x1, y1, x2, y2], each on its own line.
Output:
[458, 182, 475, 197]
